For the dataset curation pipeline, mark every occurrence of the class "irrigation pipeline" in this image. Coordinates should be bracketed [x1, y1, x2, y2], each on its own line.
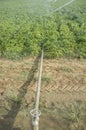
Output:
[30, 1, 76, 129]
[51, 0, 75, 13]
[35, 49, 43, 112]
[30, 49, 43, 130]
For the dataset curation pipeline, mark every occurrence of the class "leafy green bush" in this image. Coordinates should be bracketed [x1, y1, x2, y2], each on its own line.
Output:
[0, 0, 86, 59]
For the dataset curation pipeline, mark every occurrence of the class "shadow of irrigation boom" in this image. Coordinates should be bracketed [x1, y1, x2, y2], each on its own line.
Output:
[0, 55, 40, 130]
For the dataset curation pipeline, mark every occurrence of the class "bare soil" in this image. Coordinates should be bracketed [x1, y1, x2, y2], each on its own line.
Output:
[0, 58, 86, 130]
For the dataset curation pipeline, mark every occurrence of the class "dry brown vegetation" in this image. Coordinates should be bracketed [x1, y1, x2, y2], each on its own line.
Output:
[0, 58, 86, 130]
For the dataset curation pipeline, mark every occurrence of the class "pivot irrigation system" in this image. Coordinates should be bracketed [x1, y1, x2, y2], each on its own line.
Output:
[30, 0, 76, 130]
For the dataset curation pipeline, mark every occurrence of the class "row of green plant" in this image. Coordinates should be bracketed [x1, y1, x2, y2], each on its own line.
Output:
[0, 0, 86, 59]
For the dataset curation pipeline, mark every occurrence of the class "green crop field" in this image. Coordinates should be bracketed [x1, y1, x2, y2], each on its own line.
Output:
[0, 0, 86, 59]
[0, 1, 86, 130]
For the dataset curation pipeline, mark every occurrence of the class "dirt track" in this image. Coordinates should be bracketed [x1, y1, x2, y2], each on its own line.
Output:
[0, 58, 86, 130]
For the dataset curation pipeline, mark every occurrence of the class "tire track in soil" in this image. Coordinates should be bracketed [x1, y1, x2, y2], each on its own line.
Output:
[0, 58, 86, 129]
